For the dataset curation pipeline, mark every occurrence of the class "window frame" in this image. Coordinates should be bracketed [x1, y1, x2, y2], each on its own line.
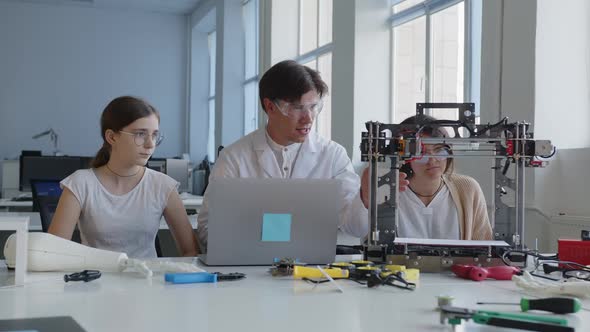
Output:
[207, 30, 217, 162]
[389, 0, 473, 120]
[243, 0, 260, 136]
[294, 0, 333, 139]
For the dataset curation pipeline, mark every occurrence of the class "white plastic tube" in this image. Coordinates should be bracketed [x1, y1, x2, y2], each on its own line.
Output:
[3, 232, 128, 272]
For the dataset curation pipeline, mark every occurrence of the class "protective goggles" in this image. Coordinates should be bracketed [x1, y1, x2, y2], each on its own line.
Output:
[273, 99, 324, 118]
[411, 145, 452, 165]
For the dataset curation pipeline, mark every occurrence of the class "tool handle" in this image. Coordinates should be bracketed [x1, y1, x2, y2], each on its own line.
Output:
[165, 272, 217, 284]
[451, 264, 474, 279]
[482, 317, 574, 332]
[293, 266, 349, 279]
[451, 264, 519, 281]
[485, 266, 520, 280]
[523, 297, 582, 314]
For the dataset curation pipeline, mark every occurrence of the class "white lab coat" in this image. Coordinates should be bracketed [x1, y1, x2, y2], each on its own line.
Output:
[197, 128, 368, 250]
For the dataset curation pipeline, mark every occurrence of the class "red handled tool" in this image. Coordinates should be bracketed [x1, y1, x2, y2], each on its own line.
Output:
[452, 264, 520, 281]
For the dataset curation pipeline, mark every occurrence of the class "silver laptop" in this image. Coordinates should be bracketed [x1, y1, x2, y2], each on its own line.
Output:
[201, 178, 342, 265]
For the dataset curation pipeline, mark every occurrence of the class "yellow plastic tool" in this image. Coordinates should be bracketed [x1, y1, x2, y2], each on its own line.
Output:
[384, 265, 406, 273]
[405, 268, 420, 281]
[330, 262, 355, 270]
[350, 260, 374, 267]
[293, 266, 349, 279]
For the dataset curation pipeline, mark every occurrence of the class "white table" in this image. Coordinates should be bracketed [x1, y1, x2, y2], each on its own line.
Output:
[0, 258, 589, 332]
[0, 213, 41, 231]
[0, 212, 197, 231]
[179, 193, 203, 211]
[0, 195, 204, 212]
[0, 194, 203, 231]
[0, 199, 32, 211]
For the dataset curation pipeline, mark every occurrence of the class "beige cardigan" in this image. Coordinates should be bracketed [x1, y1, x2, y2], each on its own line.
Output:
[442, 174, 493, 240]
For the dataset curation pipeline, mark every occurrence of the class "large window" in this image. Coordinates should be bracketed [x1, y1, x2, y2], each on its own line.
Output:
[391, 0, 470, 122]
[243, 0, 259, 135]
[207, 30, 216, 161]
[271, 0, 333, 139]
[298, 0, 333, 139]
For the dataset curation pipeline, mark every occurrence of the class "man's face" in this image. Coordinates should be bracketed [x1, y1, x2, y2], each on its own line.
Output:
[266, 90, 323, 145]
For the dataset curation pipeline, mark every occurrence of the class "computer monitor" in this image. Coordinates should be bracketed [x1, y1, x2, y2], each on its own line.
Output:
[165, 159, 189, 193]
[146, 158, 166, 173]
[19, 155, 83, 192]
[80, 156, 93, 169]
[30, 180, 63, 213]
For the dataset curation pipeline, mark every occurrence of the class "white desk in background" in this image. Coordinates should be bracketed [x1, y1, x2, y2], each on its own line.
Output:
[0, 212, 198, 232]
[0, 199, 32, 211]
[0, 194, 203, 213]
[0, 213, 42, 231]
[0, 257, 588, 332]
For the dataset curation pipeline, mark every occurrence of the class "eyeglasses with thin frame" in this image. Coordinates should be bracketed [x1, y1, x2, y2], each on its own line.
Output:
[413, 145, 451, 165]
[272, 99, 324, 118]
[119, 130, 164, 147]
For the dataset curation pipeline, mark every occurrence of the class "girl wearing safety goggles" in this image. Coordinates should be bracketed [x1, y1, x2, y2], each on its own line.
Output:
[361, 115, 492, 240]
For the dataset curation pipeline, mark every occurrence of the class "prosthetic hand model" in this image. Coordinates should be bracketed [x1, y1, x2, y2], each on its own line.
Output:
[3, 232, 204, 278]
[513, 271, 590, 298]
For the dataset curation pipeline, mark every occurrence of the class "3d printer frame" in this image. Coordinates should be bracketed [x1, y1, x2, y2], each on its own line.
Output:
[360, 103, 555, 263]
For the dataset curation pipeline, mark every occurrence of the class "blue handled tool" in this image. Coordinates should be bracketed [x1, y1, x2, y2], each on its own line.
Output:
[165, 272, 217, 284]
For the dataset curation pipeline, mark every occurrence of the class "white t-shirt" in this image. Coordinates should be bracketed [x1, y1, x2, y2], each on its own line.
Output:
[61, 168, 178, 258]
[398, 185, 460, 239]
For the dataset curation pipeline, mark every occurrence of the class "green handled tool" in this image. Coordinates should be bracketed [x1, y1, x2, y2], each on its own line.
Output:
[477, 297, 581, 314]
[440, 305, 574, 332]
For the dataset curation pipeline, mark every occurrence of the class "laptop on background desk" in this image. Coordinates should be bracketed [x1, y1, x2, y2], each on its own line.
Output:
[201, 178, 342, 266]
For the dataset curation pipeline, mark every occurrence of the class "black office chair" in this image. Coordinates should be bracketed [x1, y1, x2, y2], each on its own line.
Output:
[37, 195, 59, 233]
[155, 235, 163, 257]
[30, 179, 62, 233]
[35, 193, 82, 243]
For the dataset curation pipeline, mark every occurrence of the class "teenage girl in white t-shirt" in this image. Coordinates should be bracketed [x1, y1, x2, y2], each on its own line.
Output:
[49, 96, 199, 258]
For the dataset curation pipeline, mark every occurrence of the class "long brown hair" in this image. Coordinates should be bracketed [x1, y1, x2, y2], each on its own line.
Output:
[91, 96, 160, 168]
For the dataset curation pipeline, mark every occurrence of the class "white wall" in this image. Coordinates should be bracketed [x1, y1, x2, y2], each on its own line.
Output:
[189, 1, 215, 163]
[189, 0, 245, 160]
[331, 0, 392, 166]
[535, 0, 590, 218]
[469, 0, 537, 206]
[0, 2, 188, 160]
[351, 0, 391, 167]
[535, 0, 590, 150]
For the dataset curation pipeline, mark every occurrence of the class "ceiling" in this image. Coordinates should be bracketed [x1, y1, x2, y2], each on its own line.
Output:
[1, 0, 203, 15]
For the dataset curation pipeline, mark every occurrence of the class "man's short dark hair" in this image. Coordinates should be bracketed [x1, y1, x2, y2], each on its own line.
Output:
[259, 60, 328, 112]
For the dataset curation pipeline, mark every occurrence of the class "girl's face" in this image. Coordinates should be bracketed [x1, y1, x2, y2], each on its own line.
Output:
[111, 114, 160, 166]
[409, 144, 449, 181]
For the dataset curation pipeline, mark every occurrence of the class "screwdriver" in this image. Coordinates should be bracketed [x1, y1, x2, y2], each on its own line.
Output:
[477, 297, 581, 314]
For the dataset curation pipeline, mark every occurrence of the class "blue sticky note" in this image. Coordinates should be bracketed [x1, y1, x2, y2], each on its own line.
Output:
[261, 213, 292, 242]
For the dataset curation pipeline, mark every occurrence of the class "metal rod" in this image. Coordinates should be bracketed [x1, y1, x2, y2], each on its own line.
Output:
[393, 155, 400, 239]
[518, 123, 527, 250]
[368, 123, 380, 245]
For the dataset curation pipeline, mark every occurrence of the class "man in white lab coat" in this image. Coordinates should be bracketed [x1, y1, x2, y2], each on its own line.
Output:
[197, 60, 368, 251]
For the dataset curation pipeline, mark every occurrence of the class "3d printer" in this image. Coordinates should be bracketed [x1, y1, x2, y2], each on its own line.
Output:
[361, 103, 555, 270]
